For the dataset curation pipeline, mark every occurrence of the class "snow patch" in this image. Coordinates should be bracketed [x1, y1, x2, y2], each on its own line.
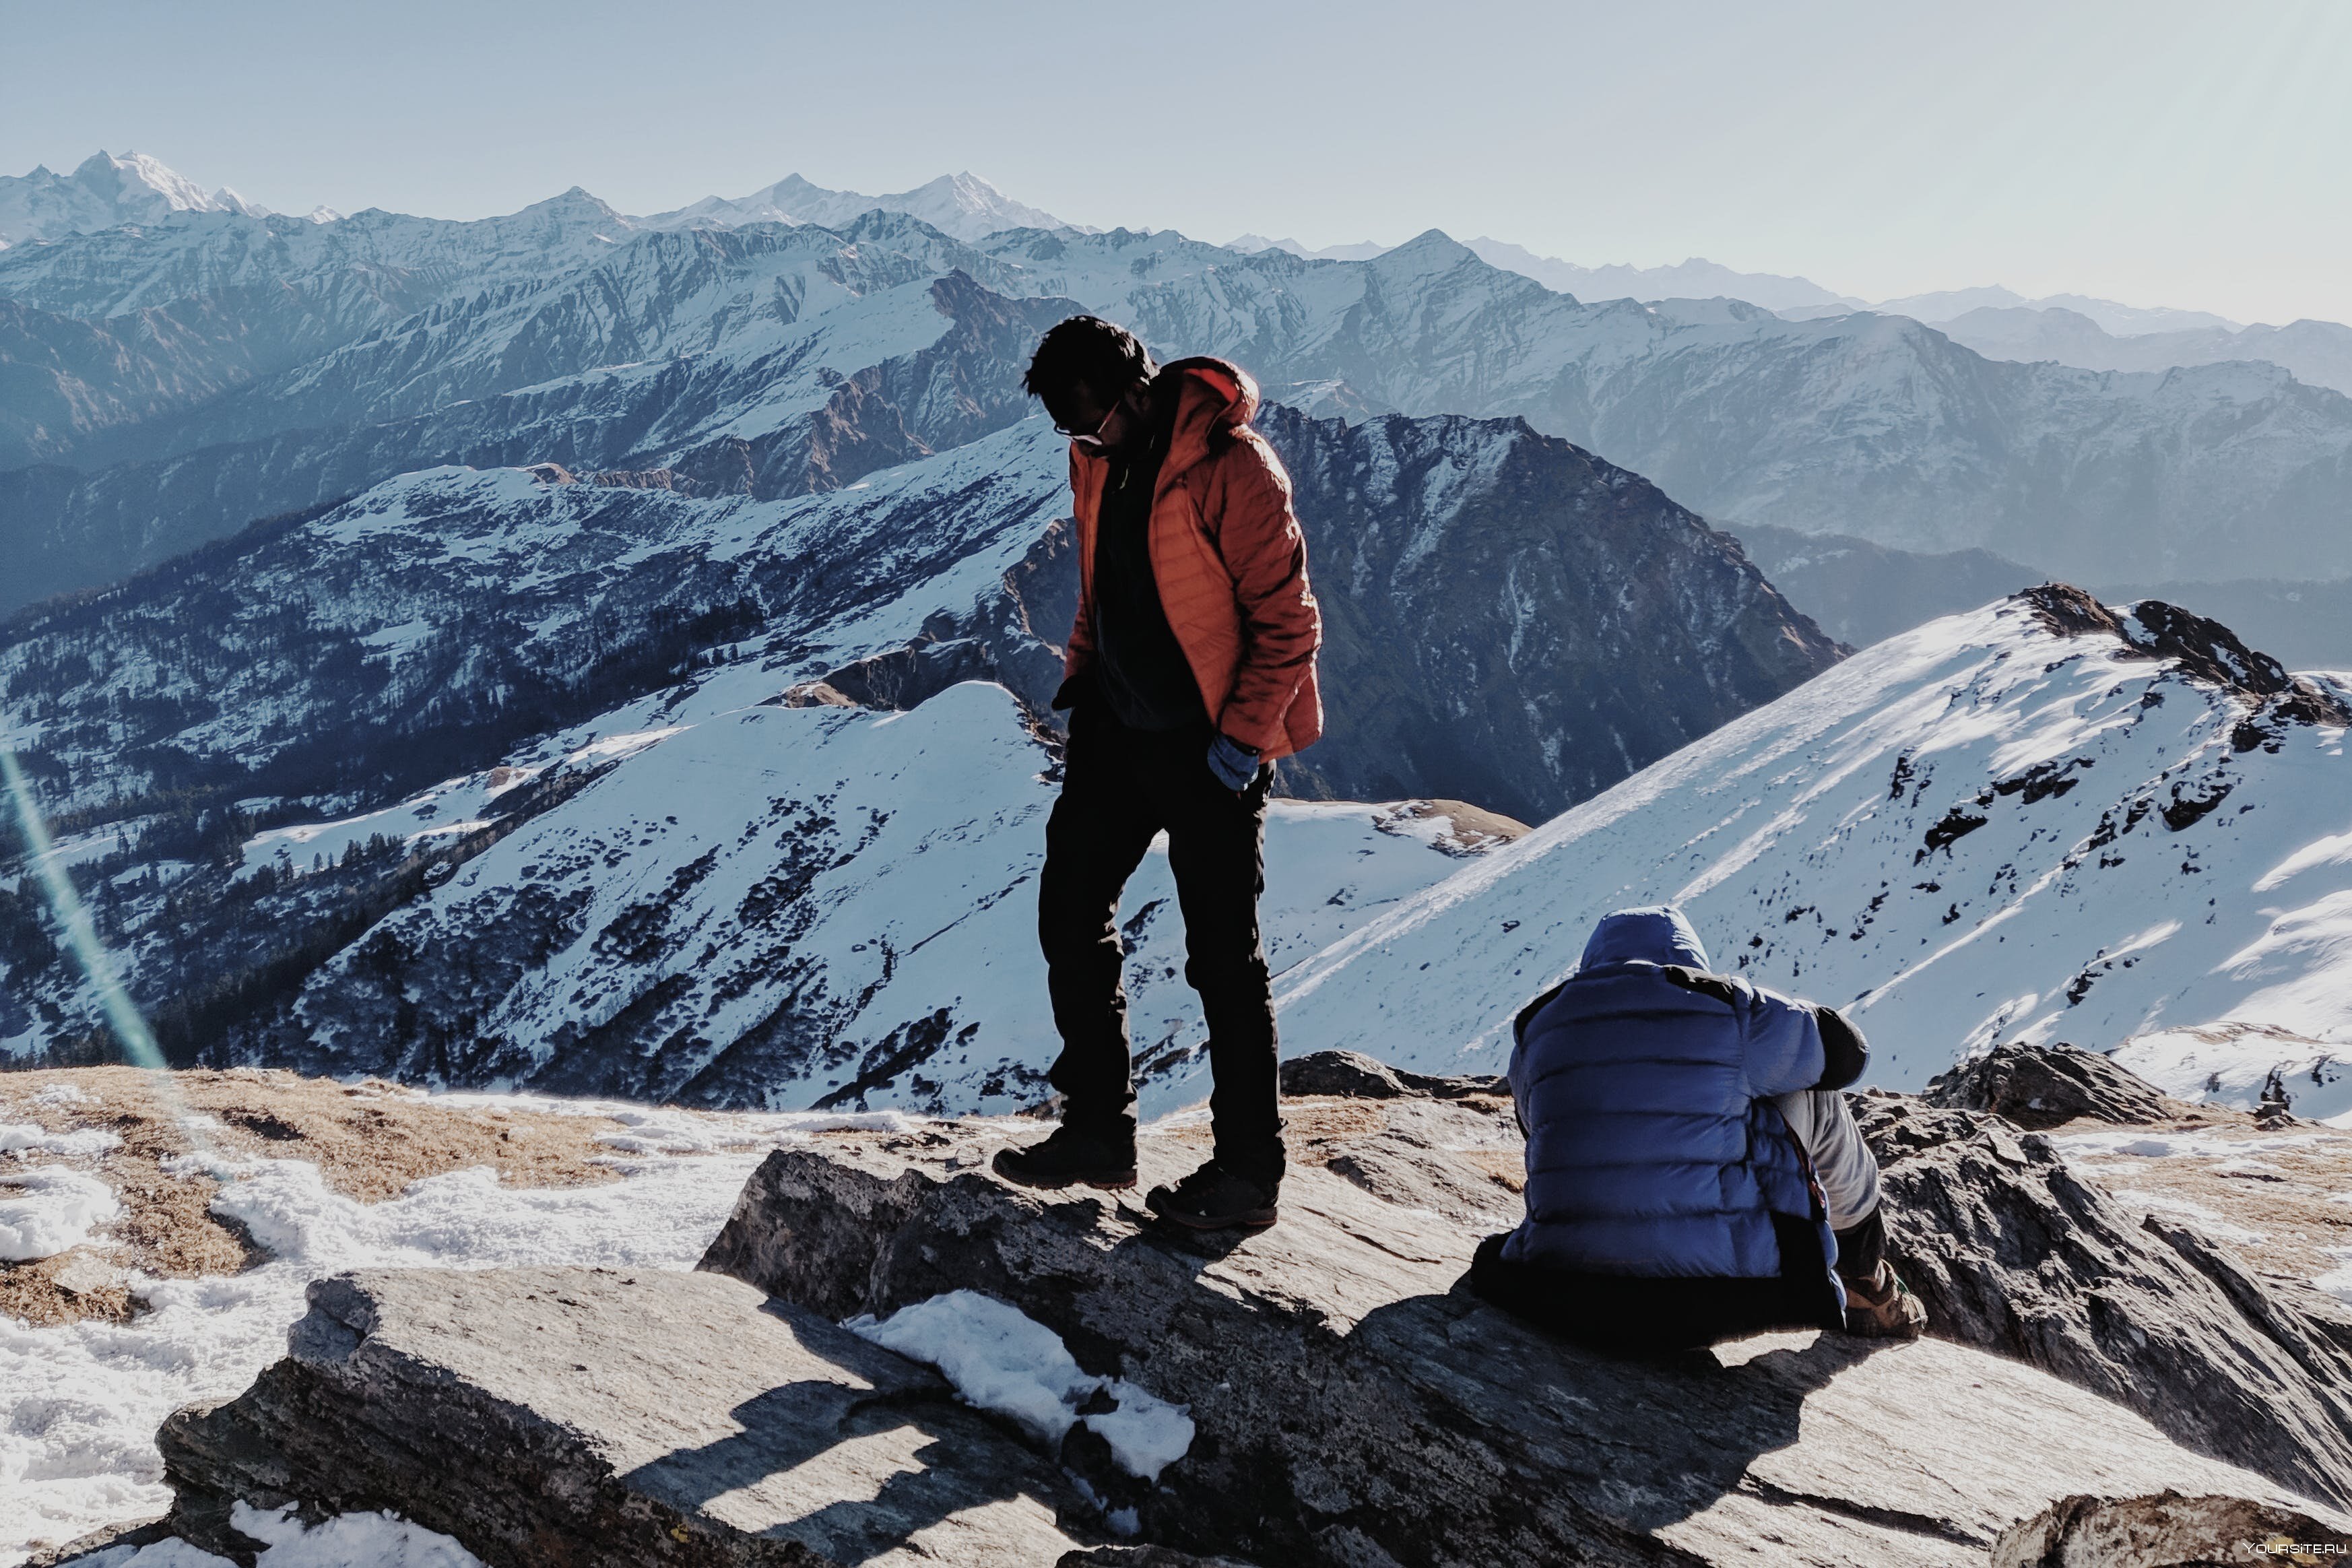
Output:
[1, 1123, 122, 1158]
[847, 1290, 1194, 1481]
[95, 1502, 484, 1567]
[0, 1167, 121, 1262]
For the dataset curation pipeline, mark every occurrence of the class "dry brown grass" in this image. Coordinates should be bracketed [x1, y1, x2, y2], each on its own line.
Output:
[2046, 1110, 2352, 1286]
[1, 1066, 642, 1327]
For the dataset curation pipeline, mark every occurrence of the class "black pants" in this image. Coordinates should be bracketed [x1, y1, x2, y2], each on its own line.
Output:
[1038, 702, 1284, 1183]
[1468, 1218, 1847, 1354]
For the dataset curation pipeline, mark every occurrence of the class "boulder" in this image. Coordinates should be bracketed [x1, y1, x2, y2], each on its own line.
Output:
[698, 1097, 2330, 1567]
[156, 1266, 1090, 1567]
[1860, 1097, 2352, 1507]
[1990, 1490, 2352, 1567]
[1920, 1041, 2176, 1129]
[1274, 1047, 1507, 1101]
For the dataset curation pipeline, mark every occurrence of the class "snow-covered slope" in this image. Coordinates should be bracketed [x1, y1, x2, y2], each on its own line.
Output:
[269, 681, 1468, 1110]
[1274, 588, 2352, 1111]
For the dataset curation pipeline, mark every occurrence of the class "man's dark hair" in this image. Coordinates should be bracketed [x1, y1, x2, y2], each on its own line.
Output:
[1024, 315, 1156, 407]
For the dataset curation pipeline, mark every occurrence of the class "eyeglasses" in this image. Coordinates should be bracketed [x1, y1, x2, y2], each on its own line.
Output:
[1055, 399, 1118, 449]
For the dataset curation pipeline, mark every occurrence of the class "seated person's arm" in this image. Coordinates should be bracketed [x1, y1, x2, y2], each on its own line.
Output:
[1811, 1004, 1870, 1090]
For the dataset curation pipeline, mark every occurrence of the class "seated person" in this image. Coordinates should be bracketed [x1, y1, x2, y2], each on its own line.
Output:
[1470, 905, 1926, 1352]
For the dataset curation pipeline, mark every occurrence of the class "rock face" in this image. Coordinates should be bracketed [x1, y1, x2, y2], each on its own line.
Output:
[1859, 1095, 2352, 1507]
[1990, 1491, 2352, 1567]
[692, 1084, 2326, 1567]
[1921, 1040, 2178, 1129]
[157, 1266, 1088, 1567]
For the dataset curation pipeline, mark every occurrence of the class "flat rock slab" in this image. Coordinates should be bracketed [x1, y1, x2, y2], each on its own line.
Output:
[702, 1103, 2338, 1568]
[158, 1266, 1087, 1567]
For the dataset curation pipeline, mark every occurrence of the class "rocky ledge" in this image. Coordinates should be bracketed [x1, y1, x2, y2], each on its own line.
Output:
[132, 1046, 2352, 1567]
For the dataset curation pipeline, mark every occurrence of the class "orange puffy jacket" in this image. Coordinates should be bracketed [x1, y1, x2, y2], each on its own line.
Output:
[1062, 357, 1324, 760]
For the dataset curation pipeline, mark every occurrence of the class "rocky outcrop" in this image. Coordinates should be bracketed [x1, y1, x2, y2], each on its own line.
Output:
[1860, 1095, 2352, 1507]
[691, 1089, 2325, 1567]
[2017, 583, 2352, 736]
[1990, 1491, 2352, 1567]
[157, 1266, 1090, 1567]
[1922, 1040, 2178, 1129]
[1273, 1047, 1504, 1101]
[141, 1065, 2352, 1567]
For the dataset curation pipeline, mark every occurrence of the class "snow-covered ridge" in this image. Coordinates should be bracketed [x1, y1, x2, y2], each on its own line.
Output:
[638, 169, 1084, 241]
[0, 152, 267, 249]
[1274, 587, 2352, 1109]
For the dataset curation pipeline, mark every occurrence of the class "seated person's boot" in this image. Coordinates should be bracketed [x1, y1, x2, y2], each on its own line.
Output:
[1841, 1260, 1928, 1339]
[993, 1118, 1137, 1191]
[1147, 1156, 1280, 1231]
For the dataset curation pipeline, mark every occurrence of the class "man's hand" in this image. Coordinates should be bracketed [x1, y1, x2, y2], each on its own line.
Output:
[1207, 732, 1260, 793]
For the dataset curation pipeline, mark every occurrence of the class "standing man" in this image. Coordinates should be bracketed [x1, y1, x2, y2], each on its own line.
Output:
[993, 317, 1323, 1232]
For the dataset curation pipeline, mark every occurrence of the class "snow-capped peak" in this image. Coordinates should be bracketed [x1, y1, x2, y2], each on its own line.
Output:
[75, 150, 214, 212]
[0, 150, 276, 245]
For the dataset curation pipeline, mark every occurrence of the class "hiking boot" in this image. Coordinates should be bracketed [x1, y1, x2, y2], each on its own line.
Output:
[1146, 1158, 1280, 1231]
[993, 1122, 1136, 1191]
[1841, 1260, 1928, 1339]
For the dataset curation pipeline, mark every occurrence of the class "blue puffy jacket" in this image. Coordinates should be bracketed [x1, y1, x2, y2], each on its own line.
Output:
[1502, 907, 1845, 1295]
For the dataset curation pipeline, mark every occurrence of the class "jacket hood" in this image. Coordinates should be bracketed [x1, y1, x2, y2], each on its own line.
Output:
[1578, 906, 1711, 971]
[1068, 356, 1260, 480]
[1157, 356, 1258, 473]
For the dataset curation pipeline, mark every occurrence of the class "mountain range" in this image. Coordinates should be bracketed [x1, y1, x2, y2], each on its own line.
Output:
[6, 164, 2352, 624]
[2, 152, 2347, 1123]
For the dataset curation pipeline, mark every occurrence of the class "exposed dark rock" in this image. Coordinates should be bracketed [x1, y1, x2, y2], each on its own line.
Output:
[158, 1267, 1088, 1567]
[2017, 583, 2352, 731]
[1276, 1047, 1507, 1101]
[691, 1103, 2320, 1567]
[1859, 1097, 2352, 1507]
[1922, 1040, 2177, 1129]
[1990, 1490, 2352, 1567]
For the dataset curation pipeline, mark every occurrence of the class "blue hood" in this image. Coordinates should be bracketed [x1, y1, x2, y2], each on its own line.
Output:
[1578, 906, 1711, 971]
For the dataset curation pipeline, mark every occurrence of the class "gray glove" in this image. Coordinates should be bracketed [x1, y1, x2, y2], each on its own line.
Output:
[1207, 732, 1260, 792]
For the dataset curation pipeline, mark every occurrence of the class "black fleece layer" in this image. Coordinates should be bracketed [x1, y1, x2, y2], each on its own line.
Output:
[1089, 383, 1206, 732]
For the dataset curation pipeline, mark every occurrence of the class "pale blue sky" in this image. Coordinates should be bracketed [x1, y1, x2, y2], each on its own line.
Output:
[5, 0, 2349, 323]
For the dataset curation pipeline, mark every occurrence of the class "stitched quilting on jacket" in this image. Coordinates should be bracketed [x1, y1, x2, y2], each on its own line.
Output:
[1504, 907, 1838, 1284]
[1062, 357, 1323, 760]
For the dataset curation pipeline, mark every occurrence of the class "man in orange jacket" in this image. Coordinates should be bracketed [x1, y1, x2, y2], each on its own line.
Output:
[994, 315, 1324, 1231]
